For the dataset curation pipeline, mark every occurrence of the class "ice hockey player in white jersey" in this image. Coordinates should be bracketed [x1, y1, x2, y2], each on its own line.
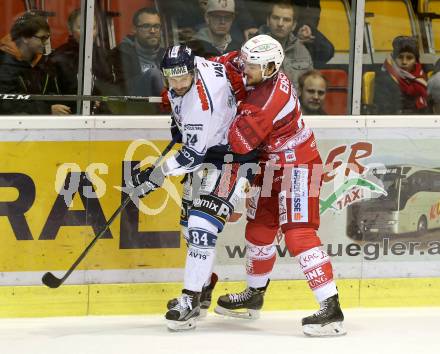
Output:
[129, 45, 258, 331]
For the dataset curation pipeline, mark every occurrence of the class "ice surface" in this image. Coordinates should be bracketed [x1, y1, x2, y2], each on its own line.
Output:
[0, 307, 438, 354]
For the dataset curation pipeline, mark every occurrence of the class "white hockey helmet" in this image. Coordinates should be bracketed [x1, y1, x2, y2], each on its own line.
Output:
[240, 34, 285, 80]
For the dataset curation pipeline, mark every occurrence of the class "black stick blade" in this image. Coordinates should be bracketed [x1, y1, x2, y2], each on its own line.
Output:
[42, 272, 62, 288]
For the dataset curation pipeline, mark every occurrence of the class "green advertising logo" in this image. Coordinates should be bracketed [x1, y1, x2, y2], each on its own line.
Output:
[319, 176, 387, 214]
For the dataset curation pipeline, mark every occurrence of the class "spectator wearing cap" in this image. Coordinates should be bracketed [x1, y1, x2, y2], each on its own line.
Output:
[187, 0, 242, 57]
[160, 0, 257, 43]
[428, 59, 440, 114]
[0, 12, 67, 115]
[298, 70, 328, 115]
[374, 36, 428, 115]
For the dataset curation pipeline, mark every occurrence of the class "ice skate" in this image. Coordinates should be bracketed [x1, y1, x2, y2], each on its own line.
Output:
[214, 281, 269, 319]
[167, 273, 218, 318]
[302, 294, 346, 337]
[165, 289, 201, 331]
[199, 273, 218, 317]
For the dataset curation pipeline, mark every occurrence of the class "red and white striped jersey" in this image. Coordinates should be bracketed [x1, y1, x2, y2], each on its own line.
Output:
[228, 71, 320, 165]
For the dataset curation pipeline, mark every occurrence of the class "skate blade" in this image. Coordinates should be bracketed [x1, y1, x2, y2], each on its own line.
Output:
[214, 305, 260, 319]
[166, 317, 197, 331]
[302, 321, 346, 337]
[199, 308, 208, 319]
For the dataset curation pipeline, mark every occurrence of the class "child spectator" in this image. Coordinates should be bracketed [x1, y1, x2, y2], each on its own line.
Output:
[374, 36, 428, 115]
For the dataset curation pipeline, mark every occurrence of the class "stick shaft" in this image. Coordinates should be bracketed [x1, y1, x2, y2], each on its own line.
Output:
[0, 93, 162, 103]
[44, 137, 177, 286]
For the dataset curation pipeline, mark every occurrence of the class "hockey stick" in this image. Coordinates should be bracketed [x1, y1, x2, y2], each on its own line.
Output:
[0, 93, 162, 103]
[42, 137, 177, 288]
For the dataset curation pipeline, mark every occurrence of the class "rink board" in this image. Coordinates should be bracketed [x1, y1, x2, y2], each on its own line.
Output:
[1, 278, 440, 317]
[0, 116, 440, 316]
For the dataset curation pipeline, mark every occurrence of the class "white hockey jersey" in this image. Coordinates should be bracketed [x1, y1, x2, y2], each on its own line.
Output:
[162, 56, 237, 176]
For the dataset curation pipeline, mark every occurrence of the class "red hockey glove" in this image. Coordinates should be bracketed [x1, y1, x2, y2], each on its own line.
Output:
[160, 89, 171, 113]
[209, 51, 240, 65]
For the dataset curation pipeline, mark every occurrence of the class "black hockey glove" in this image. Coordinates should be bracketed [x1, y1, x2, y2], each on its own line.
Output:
[130, 166, 166, 198]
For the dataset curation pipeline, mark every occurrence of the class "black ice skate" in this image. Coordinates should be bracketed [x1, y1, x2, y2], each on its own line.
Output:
[214, 281, 269, 319]
[165, 289, 201, 331]
[166, 273, 218, 318]
[302, 294, 346, 337]
[199, 272, 218, 317]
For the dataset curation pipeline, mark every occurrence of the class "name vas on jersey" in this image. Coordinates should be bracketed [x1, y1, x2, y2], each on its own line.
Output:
[162, 57, 237, 177]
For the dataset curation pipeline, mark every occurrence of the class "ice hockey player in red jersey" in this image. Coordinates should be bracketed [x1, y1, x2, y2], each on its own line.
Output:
[213, 34, 346, 337]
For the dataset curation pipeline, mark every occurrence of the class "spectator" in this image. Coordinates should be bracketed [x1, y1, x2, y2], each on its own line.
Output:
[428, 59, 440, 114]
[112, 7, 165, 97]
[187, 0, 242, 57]
[49, 8, 115, 113]
[0, 13, 68, 115]
[374, 36, 428, 115]
[298, 69, 327, 114]
[256, 0, 313, 87]
[159, 0, 257, 43]
[292, 0, 334, 67]
[243, 1, 333, 66]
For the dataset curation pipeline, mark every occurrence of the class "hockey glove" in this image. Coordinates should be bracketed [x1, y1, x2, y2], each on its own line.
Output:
[130, 166, 166, 198]
[160, 88, 172, 113]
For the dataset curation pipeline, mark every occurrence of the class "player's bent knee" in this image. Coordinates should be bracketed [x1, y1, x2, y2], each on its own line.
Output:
[284, 227, 322, 256]
[245, 222, 278, 246]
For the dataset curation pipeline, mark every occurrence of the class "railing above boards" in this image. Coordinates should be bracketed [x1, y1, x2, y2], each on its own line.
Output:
[0, 116, 440, 130]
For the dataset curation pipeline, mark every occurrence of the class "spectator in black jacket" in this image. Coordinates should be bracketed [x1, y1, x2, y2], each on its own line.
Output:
[292, 0, 334, 67]
[112, 7, 165, 97]
[49, 8, 115, 113]
[0, 13, 68, 115]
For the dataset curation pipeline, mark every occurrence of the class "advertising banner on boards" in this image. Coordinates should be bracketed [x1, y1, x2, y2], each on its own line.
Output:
[0, 126, 439, 285]
[0, 140, 185, 276]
